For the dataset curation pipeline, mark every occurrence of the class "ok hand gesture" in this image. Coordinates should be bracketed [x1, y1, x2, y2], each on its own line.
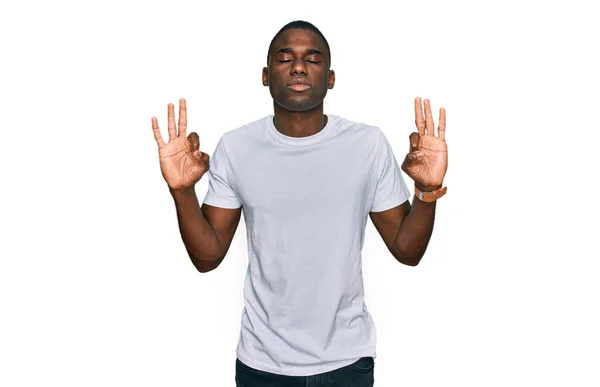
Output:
[401, 97, 448, 192]
[152, 98, 210, 191]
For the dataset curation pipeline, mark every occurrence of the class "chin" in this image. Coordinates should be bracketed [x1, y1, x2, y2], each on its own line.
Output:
[281, 103, 316, 112]
[271, 87, 328, 112]
[275, 97, 323, 112]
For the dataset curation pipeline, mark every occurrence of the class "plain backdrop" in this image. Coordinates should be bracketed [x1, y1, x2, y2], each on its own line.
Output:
[1, 0, 599, 386]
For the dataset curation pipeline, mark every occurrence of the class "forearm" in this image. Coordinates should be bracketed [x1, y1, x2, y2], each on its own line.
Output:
[170, 187, 222, 265]
[393, 196, 437, 266]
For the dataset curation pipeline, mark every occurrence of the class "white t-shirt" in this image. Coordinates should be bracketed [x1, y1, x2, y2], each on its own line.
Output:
[203, 114, 411, 376]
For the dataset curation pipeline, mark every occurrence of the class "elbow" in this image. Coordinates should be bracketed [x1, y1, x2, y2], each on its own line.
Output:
[187, 249, 222, 273]
[397, 257, 422, 266]
[193, 257, 221, 273]
[393, 242, 424, 267]
[394, 250, 423, 266]
[195, 263, 216, 273]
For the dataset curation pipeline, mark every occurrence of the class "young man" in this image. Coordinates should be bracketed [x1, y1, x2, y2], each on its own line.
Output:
[151, 20, 448, 387]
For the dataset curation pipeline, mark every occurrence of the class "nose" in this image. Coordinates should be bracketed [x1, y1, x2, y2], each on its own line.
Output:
[290, 58, 308, 76]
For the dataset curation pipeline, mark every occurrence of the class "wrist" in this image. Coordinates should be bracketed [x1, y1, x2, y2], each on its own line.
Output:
[169, 185, 196, 199]
[415, 183, 442, 192]
[414, 184, 447, 202]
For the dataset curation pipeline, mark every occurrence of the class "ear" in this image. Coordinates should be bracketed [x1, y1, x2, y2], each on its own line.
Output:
[328, 69, 335, 90]
[262, 67, 269, 86]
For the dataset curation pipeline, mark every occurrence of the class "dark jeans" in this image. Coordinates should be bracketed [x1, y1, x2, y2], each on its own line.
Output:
[235, 356, 375, 387]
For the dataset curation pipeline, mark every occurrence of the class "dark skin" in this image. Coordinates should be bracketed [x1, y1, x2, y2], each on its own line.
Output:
[371, 98, 447, 266]
[154, 28, 445, 272]
[261, 28, 443, 266]
[262, 28, 335, 138]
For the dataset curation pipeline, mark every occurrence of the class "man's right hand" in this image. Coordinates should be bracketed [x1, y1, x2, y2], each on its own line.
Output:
[152, 98, 210, 190]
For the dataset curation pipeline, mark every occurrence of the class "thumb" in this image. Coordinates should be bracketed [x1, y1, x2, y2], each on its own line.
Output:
[195, 151, 210, 171]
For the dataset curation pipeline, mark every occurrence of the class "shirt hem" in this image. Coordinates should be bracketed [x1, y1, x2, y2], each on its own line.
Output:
[370, 192, 411, 212]
[202, 195, 242, 209]
[235, 351, 364, 377]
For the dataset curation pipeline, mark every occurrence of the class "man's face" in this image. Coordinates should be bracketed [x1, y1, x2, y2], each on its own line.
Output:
[263, 29, 335, 112]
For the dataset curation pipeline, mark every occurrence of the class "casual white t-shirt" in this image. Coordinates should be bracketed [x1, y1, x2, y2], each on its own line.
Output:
[203, 114, 411, 376]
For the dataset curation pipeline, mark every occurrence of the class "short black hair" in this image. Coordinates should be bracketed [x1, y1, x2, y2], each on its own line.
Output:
[267, 20, 331, 67]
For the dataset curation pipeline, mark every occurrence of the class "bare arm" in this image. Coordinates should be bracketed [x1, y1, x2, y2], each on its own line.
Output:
[171, 187, 242, 273]
[369, 97, 447, 267]
[152, 98, 242, 273]
[369, 198, 436, 266]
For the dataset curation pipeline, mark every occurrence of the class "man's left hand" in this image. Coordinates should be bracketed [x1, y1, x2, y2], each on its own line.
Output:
[401, 97, 448, 192]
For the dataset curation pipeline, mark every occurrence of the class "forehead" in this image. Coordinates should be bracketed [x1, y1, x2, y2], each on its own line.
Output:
[273, 28, 327, 52]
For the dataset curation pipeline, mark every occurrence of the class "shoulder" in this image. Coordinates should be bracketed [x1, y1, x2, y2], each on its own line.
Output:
[329, 114, 383, 149]
[218, 115, 271, 145]
[211, 116, 273, 163]
[330, 114, 380, 132]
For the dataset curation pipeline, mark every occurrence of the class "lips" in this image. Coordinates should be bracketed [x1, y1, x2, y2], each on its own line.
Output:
[288, 84, 311, 91]
[287, 77, 312, 91]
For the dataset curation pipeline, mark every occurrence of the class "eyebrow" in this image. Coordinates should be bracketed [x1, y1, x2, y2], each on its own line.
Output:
[277, 48, 323, 56]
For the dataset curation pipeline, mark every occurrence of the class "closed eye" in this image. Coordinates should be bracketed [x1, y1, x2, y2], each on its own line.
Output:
[279, 60, 320, 64]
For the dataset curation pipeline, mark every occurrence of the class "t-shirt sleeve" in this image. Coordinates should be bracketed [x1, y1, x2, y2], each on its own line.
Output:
[202, 135, 242, 209]
[370, 128, 411, 212]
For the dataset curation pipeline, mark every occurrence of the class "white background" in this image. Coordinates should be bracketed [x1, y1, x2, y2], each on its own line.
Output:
[1, 0, 599, 386]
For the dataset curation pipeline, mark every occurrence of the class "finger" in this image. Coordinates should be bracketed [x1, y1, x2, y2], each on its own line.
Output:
[178, 98, 187, 137]
[401, 151, 423, 174]
[407, 151, 423, 161]
[409, 132, 419, 153]
[188, 132, 200, 151]
[424, 99, 435, 136]
[201, 152, 210, 166]
[167, 103, 176, 141]
[438, 107, 446, 141]
[414, 97, 425, 136]
[197, 152, 210, 171]
[152, 117, 165, 147]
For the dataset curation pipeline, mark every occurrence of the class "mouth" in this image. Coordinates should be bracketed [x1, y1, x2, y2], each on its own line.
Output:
[286, 78, 312, 92]
[287, 84, 311, 92]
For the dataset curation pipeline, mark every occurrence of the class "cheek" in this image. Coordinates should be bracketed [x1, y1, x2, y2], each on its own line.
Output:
[316, 72, 330, 85]
[270, 73, 286, 88]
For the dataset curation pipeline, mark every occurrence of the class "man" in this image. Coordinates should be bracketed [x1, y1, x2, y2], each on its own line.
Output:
[151, 20, 448, 387]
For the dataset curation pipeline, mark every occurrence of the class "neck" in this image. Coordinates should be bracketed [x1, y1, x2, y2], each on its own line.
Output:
[272, 103, 328, 138]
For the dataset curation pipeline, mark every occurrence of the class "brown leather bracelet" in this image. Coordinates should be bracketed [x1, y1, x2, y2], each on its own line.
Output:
[415, 185, 447, 202]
